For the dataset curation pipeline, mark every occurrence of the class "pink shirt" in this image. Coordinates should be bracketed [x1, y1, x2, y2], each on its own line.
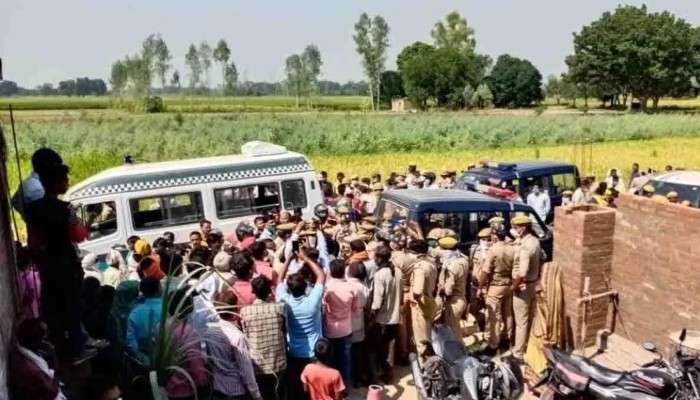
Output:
[229, 280, 257, 306]
[322, 278, 359, 339]
[253, 260, 277, 287]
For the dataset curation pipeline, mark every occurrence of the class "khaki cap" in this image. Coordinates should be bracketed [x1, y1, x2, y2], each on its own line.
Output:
[438, 236, 458, 249]
[511, 215, 531, 225]
[643, 184, 655, 193]
[478, 228, 492, 238]
[666, 191, 679, 199]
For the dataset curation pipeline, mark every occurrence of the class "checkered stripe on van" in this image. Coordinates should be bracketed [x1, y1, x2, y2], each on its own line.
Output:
[69, 162, 311, 199]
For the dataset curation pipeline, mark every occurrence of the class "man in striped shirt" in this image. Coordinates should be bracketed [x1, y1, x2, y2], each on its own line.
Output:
[241, 275, 287, 400]
[204, 291, 262, 400]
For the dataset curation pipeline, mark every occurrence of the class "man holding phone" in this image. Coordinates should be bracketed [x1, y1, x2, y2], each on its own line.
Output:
[276, 248, 326, 400]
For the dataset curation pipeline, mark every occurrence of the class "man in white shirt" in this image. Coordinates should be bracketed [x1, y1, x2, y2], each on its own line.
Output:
[526, 185, 551, 222]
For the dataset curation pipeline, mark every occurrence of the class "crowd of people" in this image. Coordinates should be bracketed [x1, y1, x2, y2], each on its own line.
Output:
[7, 147, 687, 400]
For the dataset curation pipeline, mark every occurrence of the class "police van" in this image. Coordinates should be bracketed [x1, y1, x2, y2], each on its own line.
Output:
[66, 141, 322, 256]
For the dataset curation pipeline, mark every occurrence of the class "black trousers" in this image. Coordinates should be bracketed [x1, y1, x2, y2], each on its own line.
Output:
[256, 372, 286, 400]
[40, 272, 86, 358]
[286, 356, 311, 400]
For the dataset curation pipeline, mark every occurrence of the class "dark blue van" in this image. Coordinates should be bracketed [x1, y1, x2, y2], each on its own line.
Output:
[457, 161, 579, 222]
[373, 189, 552, 259]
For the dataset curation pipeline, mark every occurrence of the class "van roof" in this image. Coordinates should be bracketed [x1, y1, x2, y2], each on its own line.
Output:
[66, 142, 313, 201]
[381, 189, 534, 213]
[462, 160, 577, 182]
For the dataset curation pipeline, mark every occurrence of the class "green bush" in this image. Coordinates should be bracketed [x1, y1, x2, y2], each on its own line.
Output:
[144, 96, 165, 113]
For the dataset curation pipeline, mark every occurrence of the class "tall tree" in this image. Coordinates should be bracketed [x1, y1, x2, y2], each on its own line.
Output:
[223, 62, 238, 96]
[301, 45, 323, 106]
[185, 44, 202, 89]
[284, 45, 323, 107]
[489, 54, 543, 107]
[431, 11, 476, 54]
[198, 41, 213, 88]
[124, 55, 151, 96]
[566, 5, 700, 111]
[353, 13, 390, 110]
[213, 39, 232, 92]
[154, 37, 171, 88]
[285, 54, 304, 107]
[110, 60, 129, 96]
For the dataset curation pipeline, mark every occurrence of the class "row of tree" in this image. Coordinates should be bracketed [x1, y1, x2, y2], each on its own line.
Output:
[0, 78, 107, 96]
[547, 5, 700, 111]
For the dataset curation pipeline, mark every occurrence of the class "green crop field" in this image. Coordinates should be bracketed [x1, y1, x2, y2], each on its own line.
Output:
[3, 110, 700, 189]
[0, 95, 369, 113]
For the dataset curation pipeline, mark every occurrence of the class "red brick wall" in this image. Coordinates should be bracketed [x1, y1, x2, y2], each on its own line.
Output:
[612, 193, 700, 346]
[554, 205, 616, 347]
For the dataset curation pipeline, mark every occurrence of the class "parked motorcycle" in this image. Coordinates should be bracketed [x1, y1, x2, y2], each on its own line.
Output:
[535, 329, 700, 400]
[410, 325, 523, 400]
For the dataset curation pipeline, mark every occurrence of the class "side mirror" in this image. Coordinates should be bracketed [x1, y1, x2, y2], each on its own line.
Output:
[679, 328, 687, 343]
[642, 341, 657, 353]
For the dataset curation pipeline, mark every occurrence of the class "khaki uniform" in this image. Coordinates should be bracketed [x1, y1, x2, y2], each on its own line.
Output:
[467, 244, 490, 330]
[333, 221, 357, 244]
[512, 233, 542, 357]
[410, 256, 438, 363]
[481, 241, 515, 349]
[272, 236, 287, 273]
[392, 250, 417, 361]
[437, 254, 468, 338]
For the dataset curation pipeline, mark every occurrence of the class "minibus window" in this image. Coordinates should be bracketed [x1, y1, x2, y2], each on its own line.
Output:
[214, 182, 281, 219]
[77, 201, 118, 240]
[281, 179, 307, 209]
[130, 192, 204, 230]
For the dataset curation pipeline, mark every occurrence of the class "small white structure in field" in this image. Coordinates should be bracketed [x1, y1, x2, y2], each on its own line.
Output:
[391, 97, 416, 112]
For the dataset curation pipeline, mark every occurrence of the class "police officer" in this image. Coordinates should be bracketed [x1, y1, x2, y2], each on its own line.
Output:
[479, 228, 515, 354]
[334, 205, 358, 244]
[391, 236, 416, 364]
[467, 228, 492, 332]
[510, 215, 543, 359]
[436, 236, 468, 338]
[407, 239, 438, 364]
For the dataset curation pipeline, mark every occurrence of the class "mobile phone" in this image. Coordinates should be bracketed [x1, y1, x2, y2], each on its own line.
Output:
[292, 240, 300, 253]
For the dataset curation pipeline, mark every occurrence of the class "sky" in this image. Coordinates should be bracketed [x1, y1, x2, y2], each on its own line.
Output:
[2, 0, 699, 88]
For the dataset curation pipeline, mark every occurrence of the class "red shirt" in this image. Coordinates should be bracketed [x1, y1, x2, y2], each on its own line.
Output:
[229, 280, 257, 306]
[301, 363, 345, 400]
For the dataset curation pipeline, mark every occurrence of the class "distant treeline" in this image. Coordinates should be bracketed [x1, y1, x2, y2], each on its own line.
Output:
[0, 78, 107, 97]
[0, 78, 369, 97]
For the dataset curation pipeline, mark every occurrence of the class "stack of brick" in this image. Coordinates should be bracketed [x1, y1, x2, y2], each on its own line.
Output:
[553, 205, 616, 348]
[612, 193, 700, 347]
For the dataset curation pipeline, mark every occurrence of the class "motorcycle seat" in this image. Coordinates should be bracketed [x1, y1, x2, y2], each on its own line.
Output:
[568, 354, 625, 386]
